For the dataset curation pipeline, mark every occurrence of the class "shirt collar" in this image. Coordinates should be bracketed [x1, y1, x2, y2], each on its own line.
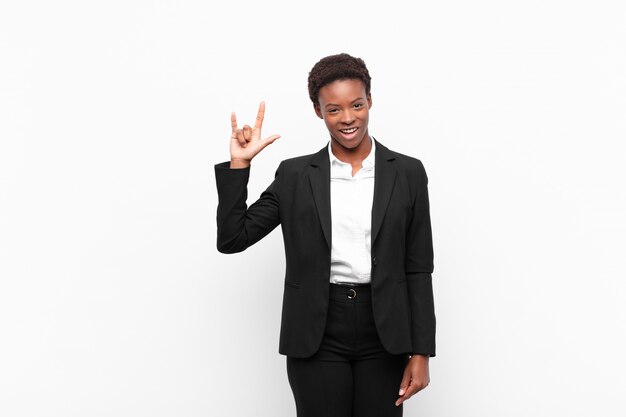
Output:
[327, 137, 376, 168]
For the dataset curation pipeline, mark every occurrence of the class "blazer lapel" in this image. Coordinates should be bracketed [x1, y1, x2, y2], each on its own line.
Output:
[308, 146, 331, 249]
[371, 139, 397, 245]
[308, 138, 396, 249]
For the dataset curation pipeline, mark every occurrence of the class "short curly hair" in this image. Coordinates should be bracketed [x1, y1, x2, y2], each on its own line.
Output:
[307, 53, 372, 105]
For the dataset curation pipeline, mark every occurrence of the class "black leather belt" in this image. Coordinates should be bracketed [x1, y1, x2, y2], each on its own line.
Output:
[330, 283, 371, 301]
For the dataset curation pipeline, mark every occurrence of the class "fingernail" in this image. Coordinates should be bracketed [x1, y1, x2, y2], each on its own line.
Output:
[398, 388, 405, 395]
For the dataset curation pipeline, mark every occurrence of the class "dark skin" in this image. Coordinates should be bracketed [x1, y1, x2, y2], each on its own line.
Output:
[313, 78, 373, 176]
[228, 79, 430, 406]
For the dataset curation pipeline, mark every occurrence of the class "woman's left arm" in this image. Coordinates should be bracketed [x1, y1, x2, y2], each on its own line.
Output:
[396, 159, 436, 406]
[396, 354, 430, 406]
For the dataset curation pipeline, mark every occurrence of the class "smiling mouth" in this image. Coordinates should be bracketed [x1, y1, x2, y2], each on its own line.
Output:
[339, 127, 358, 134]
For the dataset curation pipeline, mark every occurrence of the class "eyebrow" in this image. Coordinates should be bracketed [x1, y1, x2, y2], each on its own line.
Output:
[324, 98, 366, 108]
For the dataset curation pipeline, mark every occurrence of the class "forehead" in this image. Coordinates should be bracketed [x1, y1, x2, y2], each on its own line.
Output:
[318, 79, 367, 103]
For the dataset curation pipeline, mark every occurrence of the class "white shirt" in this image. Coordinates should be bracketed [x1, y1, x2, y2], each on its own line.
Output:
[328, 138, 376, 285]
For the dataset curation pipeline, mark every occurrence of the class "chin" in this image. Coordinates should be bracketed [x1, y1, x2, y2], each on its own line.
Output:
[334, 140, 358, 150]
[333, 135, 365, 149]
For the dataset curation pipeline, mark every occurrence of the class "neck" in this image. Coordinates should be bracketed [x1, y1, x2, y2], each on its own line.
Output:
[330, 136, 373, 166]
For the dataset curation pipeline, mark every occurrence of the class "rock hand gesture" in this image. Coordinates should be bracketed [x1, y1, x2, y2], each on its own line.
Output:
[229, 101, 281, 168]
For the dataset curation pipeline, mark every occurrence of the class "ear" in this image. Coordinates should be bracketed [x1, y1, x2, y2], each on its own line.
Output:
[314, 103, 323, 119]
[367, 94, 373, 109]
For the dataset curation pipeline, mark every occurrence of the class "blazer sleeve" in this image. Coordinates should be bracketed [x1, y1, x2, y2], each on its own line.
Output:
[214, 161, 282, 253]
[405, 159, 436, 357]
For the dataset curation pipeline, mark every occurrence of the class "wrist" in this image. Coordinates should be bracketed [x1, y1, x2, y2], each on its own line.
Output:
[230, 158, 251, 169]
[409, 353, 429, 360]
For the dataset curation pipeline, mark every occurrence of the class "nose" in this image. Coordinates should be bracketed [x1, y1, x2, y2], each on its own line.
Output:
[341, 109, 356, 125]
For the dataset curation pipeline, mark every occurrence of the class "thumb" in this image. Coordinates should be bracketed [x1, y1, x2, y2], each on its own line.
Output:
[398, 369, 411, 396]
[260, 134, 281, 149]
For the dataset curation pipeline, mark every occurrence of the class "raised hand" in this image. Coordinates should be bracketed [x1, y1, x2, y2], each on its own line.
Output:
[230, 101, 281, 168]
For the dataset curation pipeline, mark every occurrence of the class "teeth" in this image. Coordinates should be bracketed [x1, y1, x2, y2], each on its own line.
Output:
[341, 128, 357, 133]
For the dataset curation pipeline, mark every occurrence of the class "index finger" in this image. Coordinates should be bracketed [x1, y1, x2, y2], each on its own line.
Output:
[231, 112, 238, 134]
[254, 101, 266, 130]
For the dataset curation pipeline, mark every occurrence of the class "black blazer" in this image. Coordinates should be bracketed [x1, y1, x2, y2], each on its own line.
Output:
[215, 139, 435, 358]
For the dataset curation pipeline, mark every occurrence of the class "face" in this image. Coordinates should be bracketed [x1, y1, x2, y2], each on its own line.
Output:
[314, 79, 372, 152]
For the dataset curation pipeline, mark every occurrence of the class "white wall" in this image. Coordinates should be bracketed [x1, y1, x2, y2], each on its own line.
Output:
[1, 1, 625, 416]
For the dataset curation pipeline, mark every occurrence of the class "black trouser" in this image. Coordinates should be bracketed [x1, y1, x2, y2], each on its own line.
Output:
[286, 283, 409, 417]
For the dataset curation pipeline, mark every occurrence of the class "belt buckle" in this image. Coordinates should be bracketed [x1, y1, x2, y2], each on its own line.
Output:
[347, 288, 357, 299]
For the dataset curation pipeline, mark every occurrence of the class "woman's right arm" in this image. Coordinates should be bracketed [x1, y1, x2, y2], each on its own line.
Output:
[215, 102, 282, 253]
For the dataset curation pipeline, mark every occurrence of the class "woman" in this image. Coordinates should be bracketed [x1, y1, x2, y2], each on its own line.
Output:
[215, 53, 435, 417]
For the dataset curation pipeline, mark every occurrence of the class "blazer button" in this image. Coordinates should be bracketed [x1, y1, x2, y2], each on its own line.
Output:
[372, 256, 377, 266]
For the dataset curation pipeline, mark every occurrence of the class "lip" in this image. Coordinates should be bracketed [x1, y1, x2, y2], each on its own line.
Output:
[338, 126, 359, 140]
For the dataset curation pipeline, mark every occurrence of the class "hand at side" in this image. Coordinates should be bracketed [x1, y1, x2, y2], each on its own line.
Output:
[395, 354, 430, 406]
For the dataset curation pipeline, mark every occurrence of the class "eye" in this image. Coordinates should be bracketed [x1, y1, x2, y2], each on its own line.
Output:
[353, 103, 364, 109]
[327, 108, 339, 114]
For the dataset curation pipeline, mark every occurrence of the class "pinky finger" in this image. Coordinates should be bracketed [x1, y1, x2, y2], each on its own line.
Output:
[231, 112, 238, 134]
